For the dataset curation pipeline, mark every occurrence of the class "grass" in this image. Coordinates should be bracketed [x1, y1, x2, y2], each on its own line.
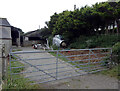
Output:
[98, 64, 120, 80]
[3, 55, 42, 89]
[12, 49, 22, 52]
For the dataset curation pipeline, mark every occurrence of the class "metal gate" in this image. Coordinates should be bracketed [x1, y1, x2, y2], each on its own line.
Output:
[9, 48, 112, 84]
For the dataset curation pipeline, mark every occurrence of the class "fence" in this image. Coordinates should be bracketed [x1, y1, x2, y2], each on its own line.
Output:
[9, 48, 112, 84]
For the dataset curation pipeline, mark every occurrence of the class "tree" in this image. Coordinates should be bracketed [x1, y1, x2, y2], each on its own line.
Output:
[46, 1, 120, 43]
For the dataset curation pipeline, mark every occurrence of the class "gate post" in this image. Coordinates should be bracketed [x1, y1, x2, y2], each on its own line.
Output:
[88, 49, 91, 72]
[56, 50, 59, 80]
[0, 18, 12, 89]
[0, 44, 3, 90]
[0, 44, 8, 90]
[2, 44, 9, 80]
[109, 48, 113, 69]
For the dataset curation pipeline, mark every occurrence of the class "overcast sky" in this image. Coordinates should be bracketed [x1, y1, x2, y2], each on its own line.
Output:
[0, 0, 108, 33]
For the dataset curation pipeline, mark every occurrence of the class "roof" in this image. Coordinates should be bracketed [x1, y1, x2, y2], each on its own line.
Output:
[24, 31, 36, 37]
[24, 30, 42, 37]
[0, 18, 11, 27]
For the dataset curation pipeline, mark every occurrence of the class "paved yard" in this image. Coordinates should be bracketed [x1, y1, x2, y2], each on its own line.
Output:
[12, 47, 118, 89]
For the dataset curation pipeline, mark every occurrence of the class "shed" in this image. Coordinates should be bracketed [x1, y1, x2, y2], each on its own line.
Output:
[23, 30, 46, 47]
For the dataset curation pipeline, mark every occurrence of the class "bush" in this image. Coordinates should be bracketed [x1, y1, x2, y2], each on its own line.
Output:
[68, 34, 120, 49]
[48, 35, 53, 46]
[69, 36, 88, 49]
[94, 35, 120, 48]
[112, 42, 120, 64]
[52, 45, 59, 50]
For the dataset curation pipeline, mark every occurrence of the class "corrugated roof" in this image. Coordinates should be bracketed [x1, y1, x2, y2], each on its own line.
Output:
[0, 18, 11, 27]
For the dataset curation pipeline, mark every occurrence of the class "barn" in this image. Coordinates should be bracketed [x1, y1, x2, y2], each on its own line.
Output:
[23, 30, 46, 47]
[11, 26, 23, 47]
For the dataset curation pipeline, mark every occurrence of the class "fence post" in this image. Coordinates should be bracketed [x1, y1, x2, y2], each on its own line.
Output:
[56, 50, 59, 80]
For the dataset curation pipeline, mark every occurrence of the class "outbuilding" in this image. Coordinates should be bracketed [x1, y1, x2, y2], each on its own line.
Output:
[23, 30, 46, 47]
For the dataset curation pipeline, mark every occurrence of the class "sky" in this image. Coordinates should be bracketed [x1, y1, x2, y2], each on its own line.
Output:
[0, 0, 108, 33]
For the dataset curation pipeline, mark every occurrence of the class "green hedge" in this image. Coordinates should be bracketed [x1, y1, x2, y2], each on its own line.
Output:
[112, 42, 120, 64]
[69, 34, 120, 49]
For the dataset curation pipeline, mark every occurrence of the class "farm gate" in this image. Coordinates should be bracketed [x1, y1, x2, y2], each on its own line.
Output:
[9, 48, 112, 84]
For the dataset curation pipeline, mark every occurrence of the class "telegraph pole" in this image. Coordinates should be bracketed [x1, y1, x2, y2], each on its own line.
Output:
[39, 25, 40, 29]
[74, 5, 76, 10]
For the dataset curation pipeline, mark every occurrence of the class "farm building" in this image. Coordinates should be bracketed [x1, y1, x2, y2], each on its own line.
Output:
[23, 30, 46, 47]
[0, 18, 23, 48]
[11, 26, 24, 47]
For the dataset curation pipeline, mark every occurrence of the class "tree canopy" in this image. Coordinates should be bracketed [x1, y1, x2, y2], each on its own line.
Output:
[46, 1, 120, 42]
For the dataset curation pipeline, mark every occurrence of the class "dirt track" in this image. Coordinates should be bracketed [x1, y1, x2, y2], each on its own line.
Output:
[13, 47, 118, 89]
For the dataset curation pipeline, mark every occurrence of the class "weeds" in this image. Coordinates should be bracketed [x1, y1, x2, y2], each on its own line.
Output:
[3, 55, 42, 89]
[99, 64, 120, 80]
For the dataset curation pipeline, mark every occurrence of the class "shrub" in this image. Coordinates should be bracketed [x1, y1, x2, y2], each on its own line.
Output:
[69, 35, 88, 49]
[112, 42, 120, 64]
[68, 34, 120, 49]
[48, 35, 53, 46]
[52, 45, 59, 50]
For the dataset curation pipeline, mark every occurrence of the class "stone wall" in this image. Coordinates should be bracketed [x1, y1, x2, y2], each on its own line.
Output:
[0, 18, 12, 90]
[0, 44, 3, 90]
[0, 26, 11, 39]
[0, 26, 12, 56]
[0, 44, 2, 88]
[0, 42, 11, 90]
[1, 39, 12, 56]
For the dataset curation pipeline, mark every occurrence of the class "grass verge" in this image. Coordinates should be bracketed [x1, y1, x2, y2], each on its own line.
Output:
[2, 56, 42, 89]
[12, 49, 22, 52]
[98, 64, 120, 80]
